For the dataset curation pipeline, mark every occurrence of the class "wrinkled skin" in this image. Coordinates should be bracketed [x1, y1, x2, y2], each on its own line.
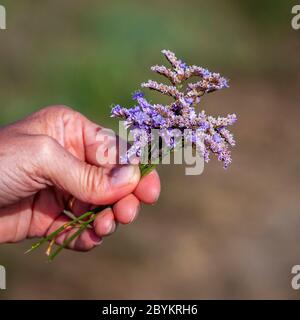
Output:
[0, 106, 160, 251]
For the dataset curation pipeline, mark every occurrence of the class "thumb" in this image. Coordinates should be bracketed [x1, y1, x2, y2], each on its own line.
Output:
[39, 136, 140, 205]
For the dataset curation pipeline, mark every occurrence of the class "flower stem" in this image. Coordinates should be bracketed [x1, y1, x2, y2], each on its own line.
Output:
[47, 214, 98, 262]
[25, 208, 102, 254]
[140, 163, 157, 176]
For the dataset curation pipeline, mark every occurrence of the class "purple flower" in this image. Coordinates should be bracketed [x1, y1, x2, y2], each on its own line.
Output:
[111, 50, 237, 169]
[132, 91, 145, 100]
[152, 114, 165, 127]
[184, 97, 194, 105]
[179, 62, 187, 69]
[199, 121, 210, 131]
[111, 105, 129, 119]
[213, 133, 222, 143]
[134, 110, 150, 125]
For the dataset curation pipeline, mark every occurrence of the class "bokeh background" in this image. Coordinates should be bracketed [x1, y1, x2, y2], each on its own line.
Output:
[0, 0, 300, 299]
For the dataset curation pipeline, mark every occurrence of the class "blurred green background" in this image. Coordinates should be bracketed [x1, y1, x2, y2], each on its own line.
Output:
[0, 0, 300, 299]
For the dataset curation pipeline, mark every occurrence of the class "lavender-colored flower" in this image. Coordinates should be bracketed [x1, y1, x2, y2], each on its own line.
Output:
[151, 65, 178, 85]
[111, 50, 237, 169]
[213, 133, 222, 143]
[132, 91, 145, 100]
[161, 49, 182, 69]
[111, 105, 130, 119]
[199, 121, 210, 131]
[141, 80, 182, 100]
[179, 62, 187, 70]
[184, 97, 194, 105]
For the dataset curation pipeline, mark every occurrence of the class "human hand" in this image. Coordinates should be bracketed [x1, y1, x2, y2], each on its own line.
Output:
[0, 106, 160, 251]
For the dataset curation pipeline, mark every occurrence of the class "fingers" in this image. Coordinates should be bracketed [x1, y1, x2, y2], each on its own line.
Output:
[93, 207, 116, 236]
[78, 112, 161, 205]
[66, 193, 141, 236]
[113, 194, 140, 224]
[66, 199, 115, 237]
[47, 215, 103, 252]
[54, 166, 158, 251]
[65, 169, 160, 239]
[38, 135, 140, 205]
[134, 170, 161, 204]
[47, 194, 141, 252]
[56, 228, 103, 252]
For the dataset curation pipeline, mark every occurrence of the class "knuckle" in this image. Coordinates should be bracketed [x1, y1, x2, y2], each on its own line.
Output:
[42, 105, 73, 114]
[28, 106, 74, 129]
[80, 164, 107, 203]
[36, 135, 57, 155]
[31, 135, 59, 171]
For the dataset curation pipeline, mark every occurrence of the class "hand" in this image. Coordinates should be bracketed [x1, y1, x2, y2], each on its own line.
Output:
[0, 106, 160, 251]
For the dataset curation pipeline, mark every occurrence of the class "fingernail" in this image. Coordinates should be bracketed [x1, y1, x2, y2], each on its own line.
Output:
[130, 203, 141, 223]
[111, 165, 139, 187]
[108, 220, 116, 234]
[152, 196, 160, 205]
[91, 233, 103, 246]
[150, 182, 161, 204]
[95, 239, 103, 246]
[152, 192, 160, 204]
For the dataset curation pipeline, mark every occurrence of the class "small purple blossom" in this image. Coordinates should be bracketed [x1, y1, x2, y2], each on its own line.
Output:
[111, 105, 129, 119]
[152, 114, 165, 127]
[213, 133, 222, 143]
[132, 91, 145, 100]
[199, 121, 210, 131]
[111, 50, 237, 169]
[179, 62, 187, 70]
[184, 97, 194, 105]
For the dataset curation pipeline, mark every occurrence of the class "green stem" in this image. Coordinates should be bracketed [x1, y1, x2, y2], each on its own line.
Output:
[48, 214, 98, 262]
[140, 163, 157, 176]
[25, 208, 102, 254]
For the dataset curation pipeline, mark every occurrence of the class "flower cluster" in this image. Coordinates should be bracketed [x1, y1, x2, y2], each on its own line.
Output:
[111, 50, 236, 169]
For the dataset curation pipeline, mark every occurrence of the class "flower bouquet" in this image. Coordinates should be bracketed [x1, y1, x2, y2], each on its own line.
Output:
[27, 50, 237, 261]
